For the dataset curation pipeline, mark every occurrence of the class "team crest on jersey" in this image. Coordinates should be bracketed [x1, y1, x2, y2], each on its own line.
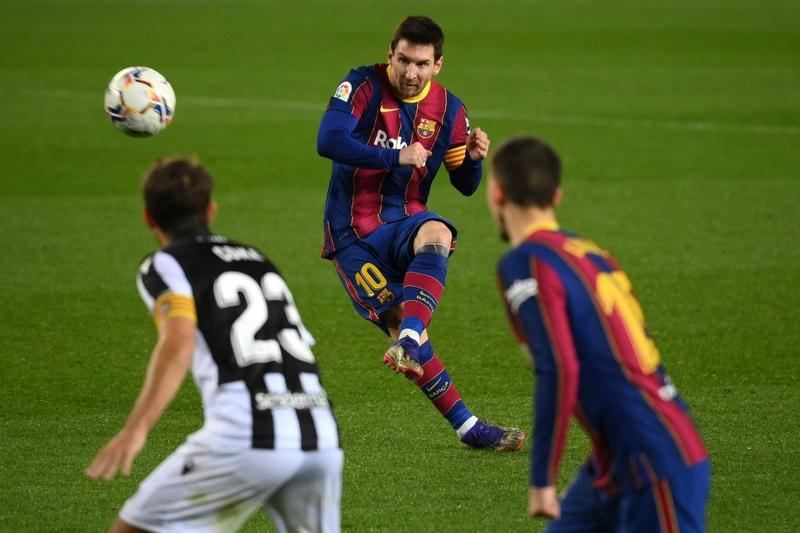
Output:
[416, 118, 437, 139]
[377, 288, 395, 305]
[334, 81, 352, 102]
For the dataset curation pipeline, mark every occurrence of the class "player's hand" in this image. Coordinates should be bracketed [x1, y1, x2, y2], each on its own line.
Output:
[528, 486, 561, 520]
[399, 142, 432, 169]
[466, 127, 490, 161]
[86, 427, 147, 481]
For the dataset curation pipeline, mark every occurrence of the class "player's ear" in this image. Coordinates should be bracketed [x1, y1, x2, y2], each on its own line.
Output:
[206, 201, 218, 224]
[553, 187, 563, 207]
[143, 208, 157, 229]
[488, 175, 504, 207]
[387, 47, 394, 63]
[433, 56, 443, 75]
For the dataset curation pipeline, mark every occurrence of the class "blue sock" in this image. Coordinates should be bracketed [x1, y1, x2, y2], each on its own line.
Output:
[415, 341, 473, 430]
[399, 253, 448, 342]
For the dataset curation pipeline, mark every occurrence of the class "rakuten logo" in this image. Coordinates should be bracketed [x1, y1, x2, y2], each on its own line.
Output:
[373, 130, 407, 149]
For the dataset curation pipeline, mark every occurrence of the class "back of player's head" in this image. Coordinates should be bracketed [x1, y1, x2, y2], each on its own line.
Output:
[143, 158, 213, 234]
[391, 16, 444, 60]
[492, 136, 561, 208]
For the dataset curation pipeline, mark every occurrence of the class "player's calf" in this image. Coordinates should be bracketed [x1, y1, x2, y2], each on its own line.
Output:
[398, 226, 451, 343]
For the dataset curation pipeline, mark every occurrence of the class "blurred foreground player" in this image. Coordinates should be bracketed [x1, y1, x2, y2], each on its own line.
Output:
[487, 137, 710, 531]
[317, 15, 523, 450]
[87, 159, 342, 532]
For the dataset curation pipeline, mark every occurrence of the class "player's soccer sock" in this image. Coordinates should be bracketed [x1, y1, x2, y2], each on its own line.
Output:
[415, 341, 474, 431]
[398, 251, 448, 343]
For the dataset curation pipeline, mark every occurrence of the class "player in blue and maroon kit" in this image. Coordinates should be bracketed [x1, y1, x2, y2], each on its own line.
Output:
[487, 136, 710, 531]
[317, 16, 524, 450]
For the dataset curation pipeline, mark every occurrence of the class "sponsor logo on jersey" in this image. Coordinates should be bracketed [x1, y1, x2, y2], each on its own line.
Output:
[334, 81, 352, 102]
[416, 118, 437, 139]
[254, 391, 330, 410]
[373, 129, 407, 149]
[379, 104, 399, 113]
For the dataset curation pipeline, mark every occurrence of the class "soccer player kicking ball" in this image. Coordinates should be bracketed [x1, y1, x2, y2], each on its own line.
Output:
[317, 15, 524, 451]
[487, 136, 711, 531]
[87, 159, 342, 532]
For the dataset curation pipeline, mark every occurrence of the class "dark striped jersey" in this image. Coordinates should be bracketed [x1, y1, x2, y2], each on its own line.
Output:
[137, 227, 339, 452]
[497, 221, 706, 491]
[318, 63, 483, 258]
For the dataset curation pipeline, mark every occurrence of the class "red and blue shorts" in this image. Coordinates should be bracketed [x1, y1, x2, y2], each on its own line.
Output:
[547, 460, 711, 533]
[328, 211, 456, 334]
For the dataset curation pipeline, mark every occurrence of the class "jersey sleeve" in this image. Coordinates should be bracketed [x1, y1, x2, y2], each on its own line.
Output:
[136, 251, 197, 327]
[317, 68, 400, 169]
[444, 105, 469, 171]
[498, 251, 579, 488]
[325, 68, 373, 119]
[446, 104, 482, 195]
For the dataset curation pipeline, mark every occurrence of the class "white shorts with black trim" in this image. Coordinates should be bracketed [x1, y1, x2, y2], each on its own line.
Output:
[119, 440, 343, 532]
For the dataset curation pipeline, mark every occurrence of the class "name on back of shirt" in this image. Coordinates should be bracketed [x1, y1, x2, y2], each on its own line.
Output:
[212, 245, 265, 263]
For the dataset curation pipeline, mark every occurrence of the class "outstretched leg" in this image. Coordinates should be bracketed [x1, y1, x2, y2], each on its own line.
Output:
[398, 220, 451, 344]
[384, 314, 524, 451]
[414, 339, 477, 435]
[383, 220, 451, 379]
[382, 220, 451, 379]
[382, 219, 525, 450]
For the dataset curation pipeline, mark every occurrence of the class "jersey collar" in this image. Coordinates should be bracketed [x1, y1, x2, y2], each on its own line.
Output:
[167, 224, 213, 244]
[386, 64, 432, 103]
[524, 220, 560, 236]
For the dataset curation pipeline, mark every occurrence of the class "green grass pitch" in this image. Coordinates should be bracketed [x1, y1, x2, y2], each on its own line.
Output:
[1, 1, 798, 531]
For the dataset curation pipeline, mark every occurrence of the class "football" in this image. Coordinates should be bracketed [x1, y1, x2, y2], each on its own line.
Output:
[104, 66, 175, 136]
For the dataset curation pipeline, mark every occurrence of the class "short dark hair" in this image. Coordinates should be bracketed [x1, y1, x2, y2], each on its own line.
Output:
[492, 136, 561, 207]
[143, 158, 213, 234]
[391, 16, 444, 60]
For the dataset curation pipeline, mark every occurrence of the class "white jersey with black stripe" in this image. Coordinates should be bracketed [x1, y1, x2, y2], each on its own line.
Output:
[136, 228, 339, 452]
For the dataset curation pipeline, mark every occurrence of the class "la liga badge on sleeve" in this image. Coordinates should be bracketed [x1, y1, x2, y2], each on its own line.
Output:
[334, 81, 352, 102]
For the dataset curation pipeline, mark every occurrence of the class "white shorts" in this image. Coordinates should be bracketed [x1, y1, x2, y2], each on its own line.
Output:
[120, 441, 343, 532]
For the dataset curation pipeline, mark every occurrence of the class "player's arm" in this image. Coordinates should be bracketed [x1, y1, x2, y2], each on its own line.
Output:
[317, 70, 430, 169]
[317, 108, 401, 168]
[86, 297, 195, 481]
[498, 256, 579, 519]
[445, 105, 488, 196]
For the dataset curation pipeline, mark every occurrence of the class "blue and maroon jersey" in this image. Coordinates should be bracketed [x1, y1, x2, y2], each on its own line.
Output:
[497, 221, 707, 492]
[317, 63, 482, 258]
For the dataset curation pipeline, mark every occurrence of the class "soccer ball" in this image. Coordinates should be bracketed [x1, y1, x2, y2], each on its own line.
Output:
[104, 66, 175, 137]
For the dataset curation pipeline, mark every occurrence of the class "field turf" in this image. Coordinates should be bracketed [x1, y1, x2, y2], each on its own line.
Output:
[1, 1, 798, 531]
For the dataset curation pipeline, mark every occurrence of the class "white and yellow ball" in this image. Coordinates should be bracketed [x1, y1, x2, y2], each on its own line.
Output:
[104, 66, 175, 137]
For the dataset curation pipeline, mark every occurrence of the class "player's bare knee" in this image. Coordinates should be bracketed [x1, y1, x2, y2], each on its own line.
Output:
[414, 221, 452, 255]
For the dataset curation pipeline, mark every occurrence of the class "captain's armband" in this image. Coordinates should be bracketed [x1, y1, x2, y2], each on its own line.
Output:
[444, 143, 467, 171]
[152, 292, 197, 328]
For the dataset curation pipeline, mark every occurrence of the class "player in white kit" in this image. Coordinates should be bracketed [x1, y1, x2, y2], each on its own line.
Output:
[87, 158, 342, 532]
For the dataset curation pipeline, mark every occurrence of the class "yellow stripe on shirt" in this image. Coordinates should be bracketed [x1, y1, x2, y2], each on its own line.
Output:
[444, 146, 467, 171]
[152, 292, 197, 327]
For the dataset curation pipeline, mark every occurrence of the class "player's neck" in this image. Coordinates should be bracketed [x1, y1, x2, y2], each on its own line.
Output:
[153, 228, 171, 248]
[154, 224, 212, 248]
[503, 205, 557, 246]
